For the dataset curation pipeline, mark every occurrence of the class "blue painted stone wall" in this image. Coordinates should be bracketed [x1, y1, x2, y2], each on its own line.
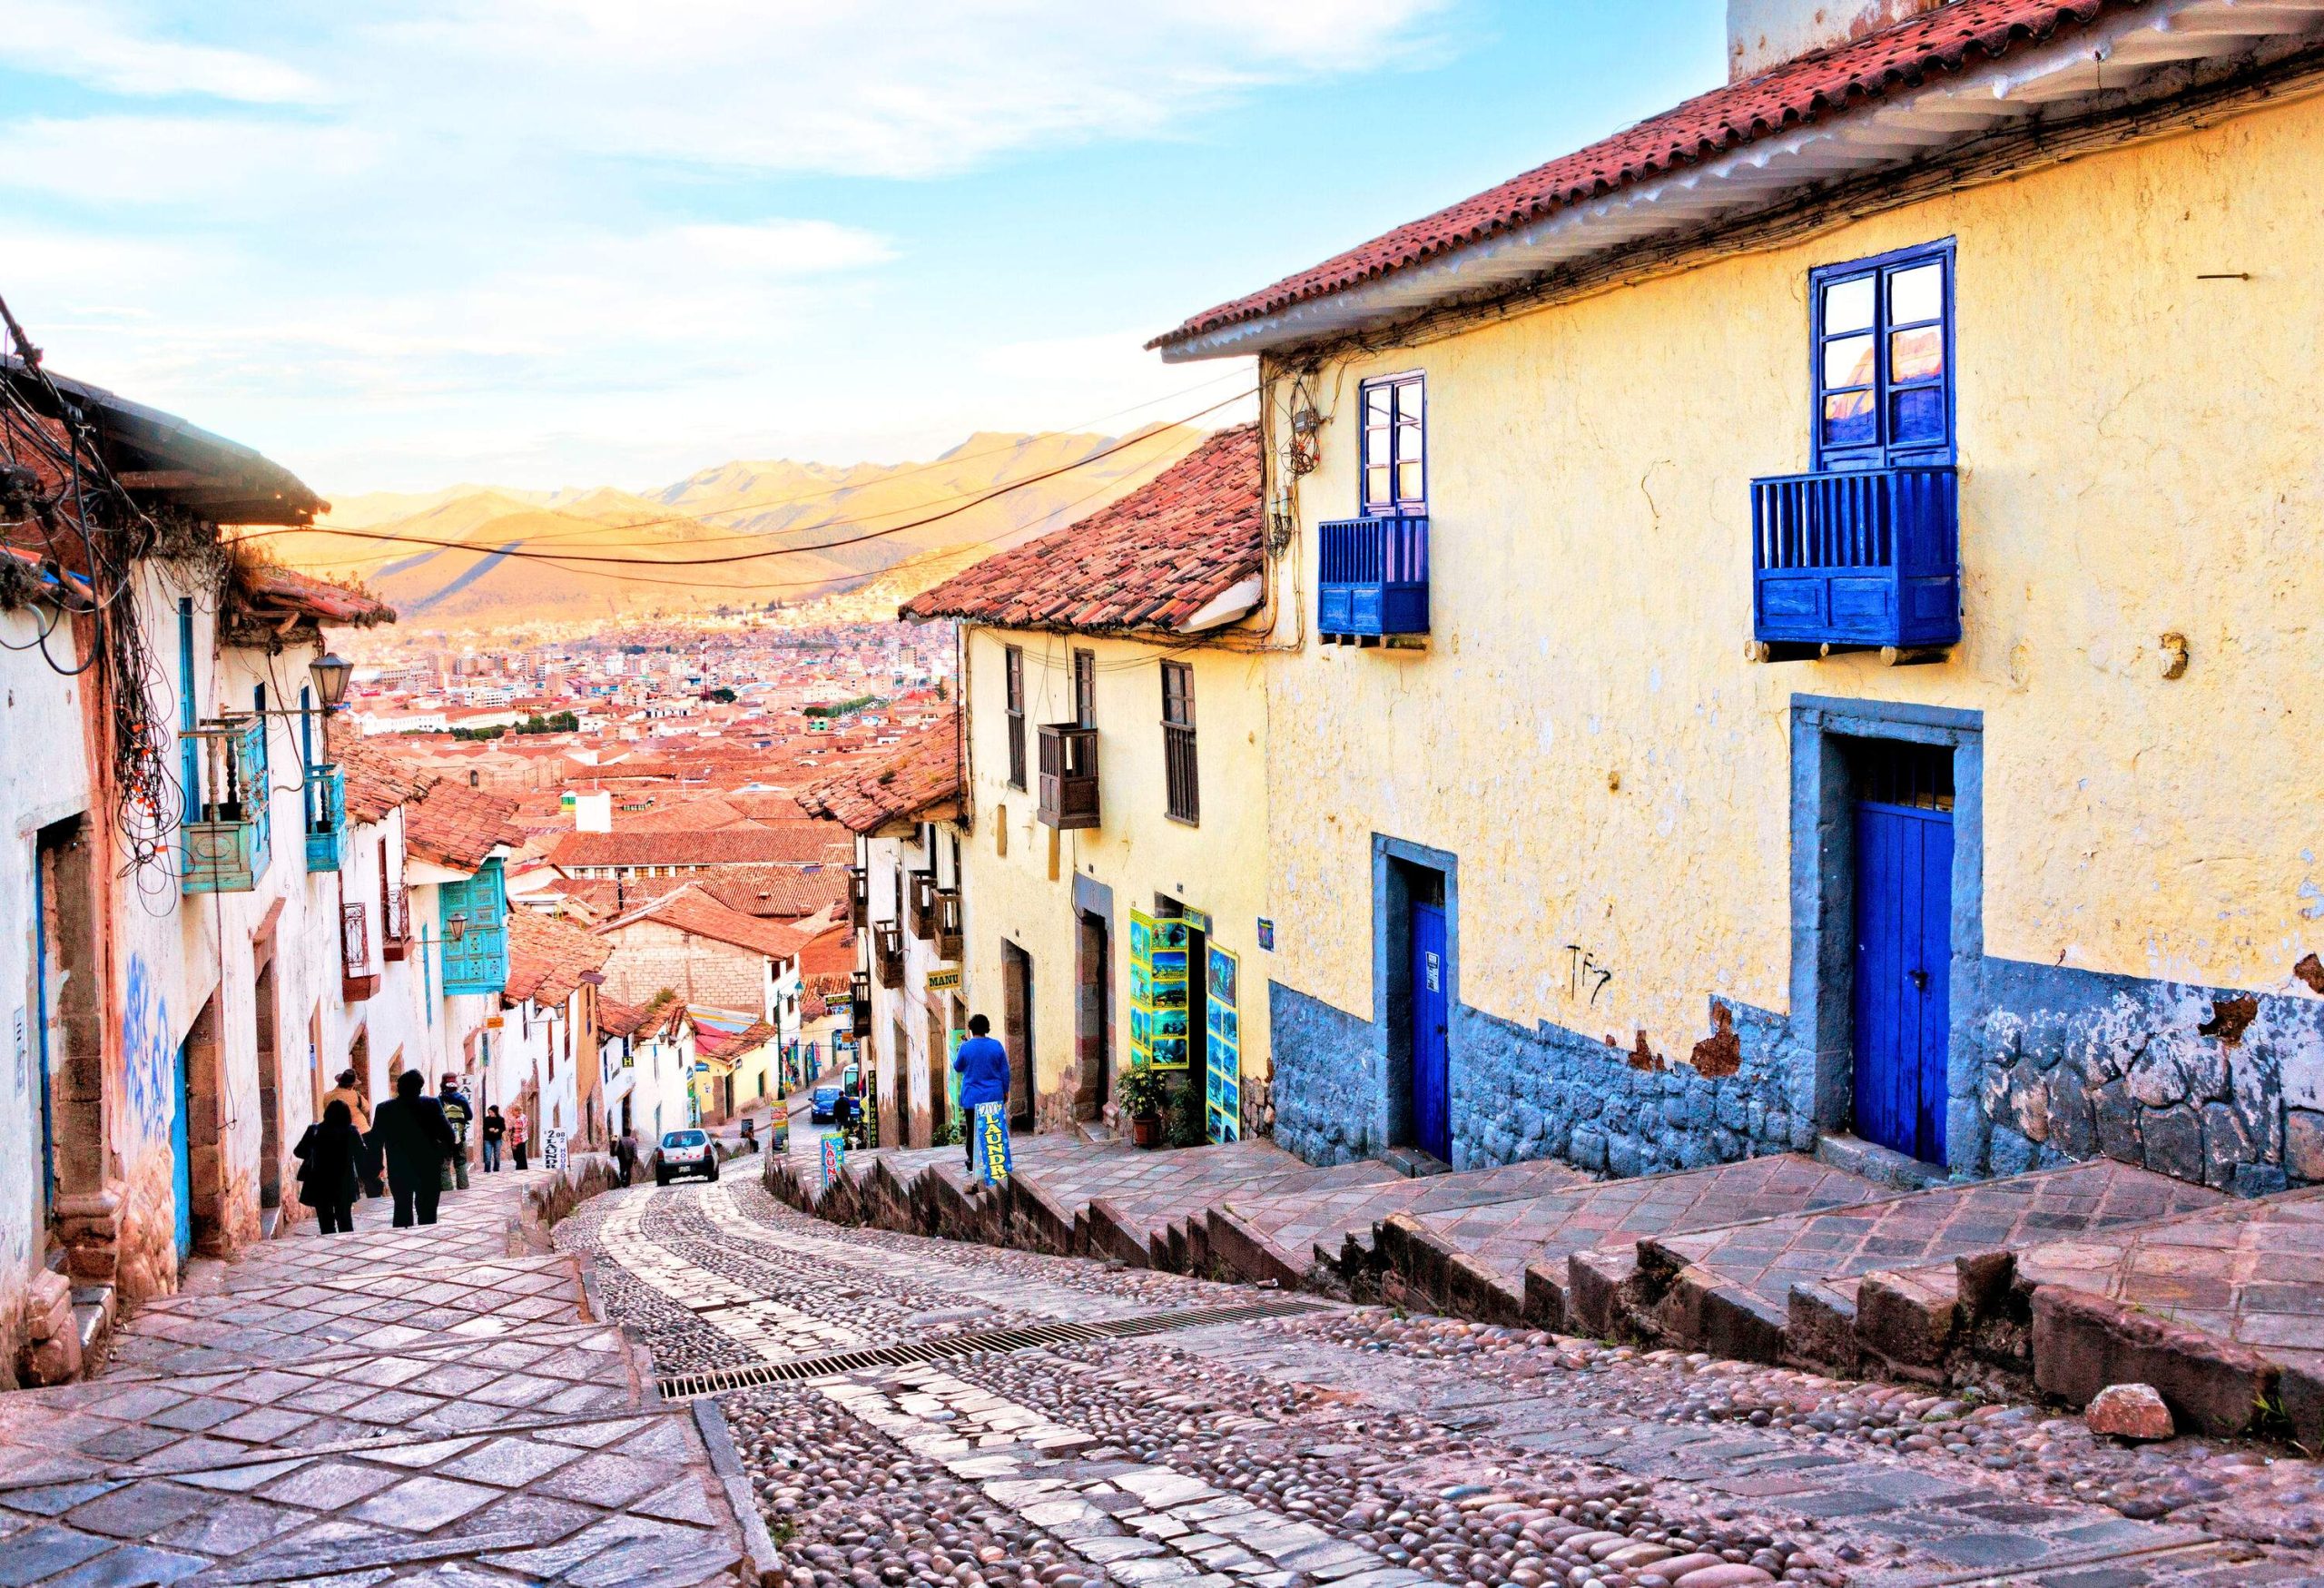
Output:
[1267, 981, 1384, 1164]
[1269, 979, 1813, 1174]
[1967, 957, 2324, 1193]
[1449, 1001, 1811, 1174]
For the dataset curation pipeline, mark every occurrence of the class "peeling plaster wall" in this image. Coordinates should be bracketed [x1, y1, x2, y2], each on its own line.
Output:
[0, 603, 95, 1382]
[1262, 95, 2324, 1185]
[957, 626, 1274, 1132]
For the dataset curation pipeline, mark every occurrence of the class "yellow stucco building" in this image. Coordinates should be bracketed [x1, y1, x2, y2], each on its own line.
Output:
[1152, 0, 2324, 1189]
[904, 427, 1279, 1140]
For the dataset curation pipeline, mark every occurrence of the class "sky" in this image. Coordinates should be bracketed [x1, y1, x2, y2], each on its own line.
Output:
[0, 1, 1727, 495]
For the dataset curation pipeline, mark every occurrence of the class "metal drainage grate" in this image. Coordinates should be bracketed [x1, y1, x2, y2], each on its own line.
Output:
[654, 1297, 1321, 1399]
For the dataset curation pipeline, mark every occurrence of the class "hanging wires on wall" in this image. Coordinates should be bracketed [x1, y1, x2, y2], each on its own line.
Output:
[0, 291, 216, 882]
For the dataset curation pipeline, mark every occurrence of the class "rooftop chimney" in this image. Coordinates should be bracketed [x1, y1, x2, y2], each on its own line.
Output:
[1728, 0, 1951, 80]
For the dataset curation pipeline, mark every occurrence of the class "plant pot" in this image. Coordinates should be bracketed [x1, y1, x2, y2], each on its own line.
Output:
[1131, 1113, 1162, 1149]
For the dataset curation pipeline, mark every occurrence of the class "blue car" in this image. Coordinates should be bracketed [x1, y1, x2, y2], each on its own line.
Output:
[810, 1083, 842, 1123]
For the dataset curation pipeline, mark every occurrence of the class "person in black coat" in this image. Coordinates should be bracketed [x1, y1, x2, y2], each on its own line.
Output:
[366, 1069, 461, 1228]
[295, 1099, 367, 1235]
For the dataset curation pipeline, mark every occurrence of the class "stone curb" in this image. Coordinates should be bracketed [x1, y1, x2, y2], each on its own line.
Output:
[693, 1396, 787, 1587]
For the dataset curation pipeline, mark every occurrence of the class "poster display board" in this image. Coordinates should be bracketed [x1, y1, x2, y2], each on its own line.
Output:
[1205, 944, 1241, 1141]
[1128, 909, 1191, 1071]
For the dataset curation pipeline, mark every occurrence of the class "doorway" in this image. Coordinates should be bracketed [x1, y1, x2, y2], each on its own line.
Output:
[253, 951, 282, 1215]
[887, 1019, 908, 1148]
[1074, 910, 1111, 1120]
[1849, 738, 1954, 1165]
[1001, 940, 1035, 1129]
[924, 1002, 946, 1147]
[1409, 898, 1451, 1161]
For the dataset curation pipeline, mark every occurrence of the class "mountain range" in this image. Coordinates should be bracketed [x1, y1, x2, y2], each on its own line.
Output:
[264, 427, 1206, 632]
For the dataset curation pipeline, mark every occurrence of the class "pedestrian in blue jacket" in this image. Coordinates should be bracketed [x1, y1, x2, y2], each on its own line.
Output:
[952, 1014, 1012, 1188]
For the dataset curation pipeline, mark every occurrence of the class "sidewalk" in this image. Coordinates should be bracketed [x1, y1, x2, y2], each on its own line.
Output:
[0, 1167, 769, 1586]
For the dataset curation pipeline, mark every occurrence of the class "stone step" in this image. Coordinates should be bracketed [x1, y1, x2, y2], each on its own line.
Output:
[69, 1284, 115, 1376]
[1850, 1182, 2324, 1444]
[1612, 1158, 2224, 1365]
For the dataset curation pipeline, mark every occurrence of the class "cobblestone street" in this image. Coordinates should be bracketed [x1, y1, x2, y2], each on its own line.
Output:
[0, 1170, 767, 1586]
[562, 1178, 2324, 1588]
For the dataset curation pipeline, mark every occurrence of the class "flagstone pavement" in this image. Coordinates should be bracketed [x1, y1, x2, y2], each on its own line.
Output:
[0, 1169, 771, 1587]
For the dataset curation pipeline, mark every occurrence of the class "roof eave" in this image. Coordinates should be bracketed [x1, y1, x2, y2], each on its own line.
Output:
[1157, 0, 2317, 360]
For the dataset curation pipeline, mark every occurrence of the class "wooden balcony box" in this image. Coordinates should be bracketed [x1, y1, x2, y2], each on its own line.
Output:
[340, 901, 379, 1003]
[849, 970, 872, 1038]
[182, 716, 271, 895]
[908, 870, 938, 941]
[1037, 724, 1099, 830]
[872, 921, 905, 990]
[381, 884, 411, 962]
[1750, 466, 1959, 654]
[1318, 515, 1430, 640]
[303, 763, 347, 873]
[936, 889, 963, 963]
[847, 865, 870, 930]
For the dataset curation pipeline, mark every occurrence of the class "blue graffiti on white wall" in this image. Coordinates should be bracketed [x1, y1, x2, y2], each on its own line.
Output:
[122, 953, 175, 1141]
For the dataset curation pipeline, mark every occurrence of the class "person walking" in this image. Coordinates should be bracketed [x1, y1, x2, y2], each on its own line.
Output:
[614, 1126, 639, 1188]
[438, 1074, 473, 1191]
[952, 1014, 1012, 1189]
[508, 1103, 530, 1171]
[480, 1105, 506, 1172]
[293, 1099, 366, 1235]
[320, 1067, 382, 1196]
[367, 1070, 459, 1228]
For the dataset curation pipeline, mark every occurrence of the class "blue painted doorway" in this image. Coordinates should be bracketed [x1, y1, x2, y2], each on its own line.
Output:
[1850, 741, 1953, 1165]
[1410, 901, 1451, 1162]
[172, 1038, 194, 1262]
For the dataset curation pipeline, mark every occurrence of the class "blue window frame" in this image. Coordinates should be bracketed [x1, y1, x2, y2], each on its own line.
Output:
[1812, 240, 1955, 470]
[1359, 372, 1426, 515]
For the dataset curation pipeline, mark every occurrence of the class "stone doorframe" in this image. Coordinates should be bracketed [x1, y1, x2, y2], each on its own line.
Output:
[1788, 694, 1986, 1176]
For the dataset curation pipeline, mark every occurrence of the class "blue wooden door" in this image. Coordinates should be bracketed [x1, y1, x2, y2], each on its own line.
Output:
[1410, 902, 1451, 1162]
[171, 1038, 194, 1262]
[1852, 800, 1952, 1165]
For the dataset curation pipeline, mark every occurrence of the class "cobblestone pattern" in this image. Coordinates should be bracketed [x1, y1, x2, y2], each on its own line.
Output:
[573, 1179, 2324, 1588]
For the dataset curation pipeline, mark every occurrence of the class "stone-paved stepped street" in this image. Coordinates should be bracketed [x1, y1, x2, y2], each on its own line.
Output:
[0, 1169, 764, 1586]
[568, 1175, 2324, 1585]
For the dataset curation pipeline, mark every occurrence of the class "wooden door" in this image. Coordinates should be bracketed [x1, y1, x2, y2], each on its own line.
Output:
[1410, 902, 1450, 1162]
[1853, 796, 1953, 1165]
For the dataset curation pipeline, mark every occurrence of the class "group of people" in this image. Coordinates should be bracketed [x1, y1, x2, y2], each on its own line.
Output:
[293, 1069, 534, 1232]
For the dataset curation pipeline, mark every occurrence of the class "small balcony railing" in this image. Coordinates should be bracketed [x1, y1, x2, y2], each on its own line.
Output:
[1750, 466, 1959, 654]
[908, 870, 937, 941]
[849, 970, 872, 1038]
[1037, 724, 1099, 830]
[935, 889, 963, 963]
[341, 901, 379, 1002]
[182, 715, 271, 895]
[847, 865, 869, 931]
[381, 883, 411, 962]
[872, 922, 905, 990]
[303, 763, 346, 873]
[1318, 515, 1430, 639]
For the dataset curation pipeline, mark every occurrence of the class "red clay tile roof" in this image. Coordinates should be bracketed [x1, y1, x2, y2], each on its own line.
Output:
[692, 1019, 777, 1062]
[1154, 0, 2122, 347]
[793, 717, 960, 834]
[600, 989, 684, 1040]
[547, 825, 852, 871]
[694, 864, 850, 919]
[333, 733, 431, 826]
[598, 883, 824, 963]
[227, 560, 395, 631]
[404, 778, 524, 871]
[900, 425, 1262, 635]
[799, 925, 855, 979]
[504, 907, 612, 1008]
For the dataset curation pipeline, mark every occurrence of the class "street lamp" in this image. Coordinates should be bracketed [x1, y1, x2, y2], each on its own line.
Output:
[309, 652, 355, 711]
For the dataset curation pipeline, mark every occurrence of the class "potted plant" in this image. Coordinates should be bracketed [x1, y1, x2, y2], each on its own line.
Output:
[1117, 1067, 1170, 1149]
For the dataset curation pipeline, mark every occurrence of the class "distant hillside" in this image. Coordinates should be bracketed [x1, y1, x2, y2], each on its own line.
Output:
[267, 427, 1206, 632]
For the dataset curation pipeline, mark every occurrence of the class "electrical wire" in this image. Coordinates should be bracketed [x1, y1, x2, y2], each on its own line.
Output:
[238, 390, 1255, 569]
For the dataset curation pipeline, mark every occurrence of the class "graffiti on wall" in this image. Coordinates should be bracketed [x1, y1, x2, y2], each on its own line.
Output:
[122, 953, 175, 1142]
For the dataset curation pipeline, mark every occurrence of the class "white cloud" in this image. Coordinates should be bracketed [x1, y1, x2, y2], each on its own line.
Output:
[0, 2, 323, 103]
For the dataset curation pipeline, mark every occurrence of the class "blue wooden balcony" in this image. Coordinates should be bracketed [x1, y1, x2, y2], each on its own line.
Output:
[304, 763, 347, 873]
[1318, 516, 1429, 639]
[182, 716, 271, 895]
[1750, 467, 1959, 652]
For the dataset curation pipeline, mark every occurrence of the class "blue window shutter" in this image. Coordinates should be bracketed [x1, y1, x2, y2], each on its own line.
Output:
[441, 859, 509, 994]
[241, 711, 271, 878]
[1810, 239, 1955, 471]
